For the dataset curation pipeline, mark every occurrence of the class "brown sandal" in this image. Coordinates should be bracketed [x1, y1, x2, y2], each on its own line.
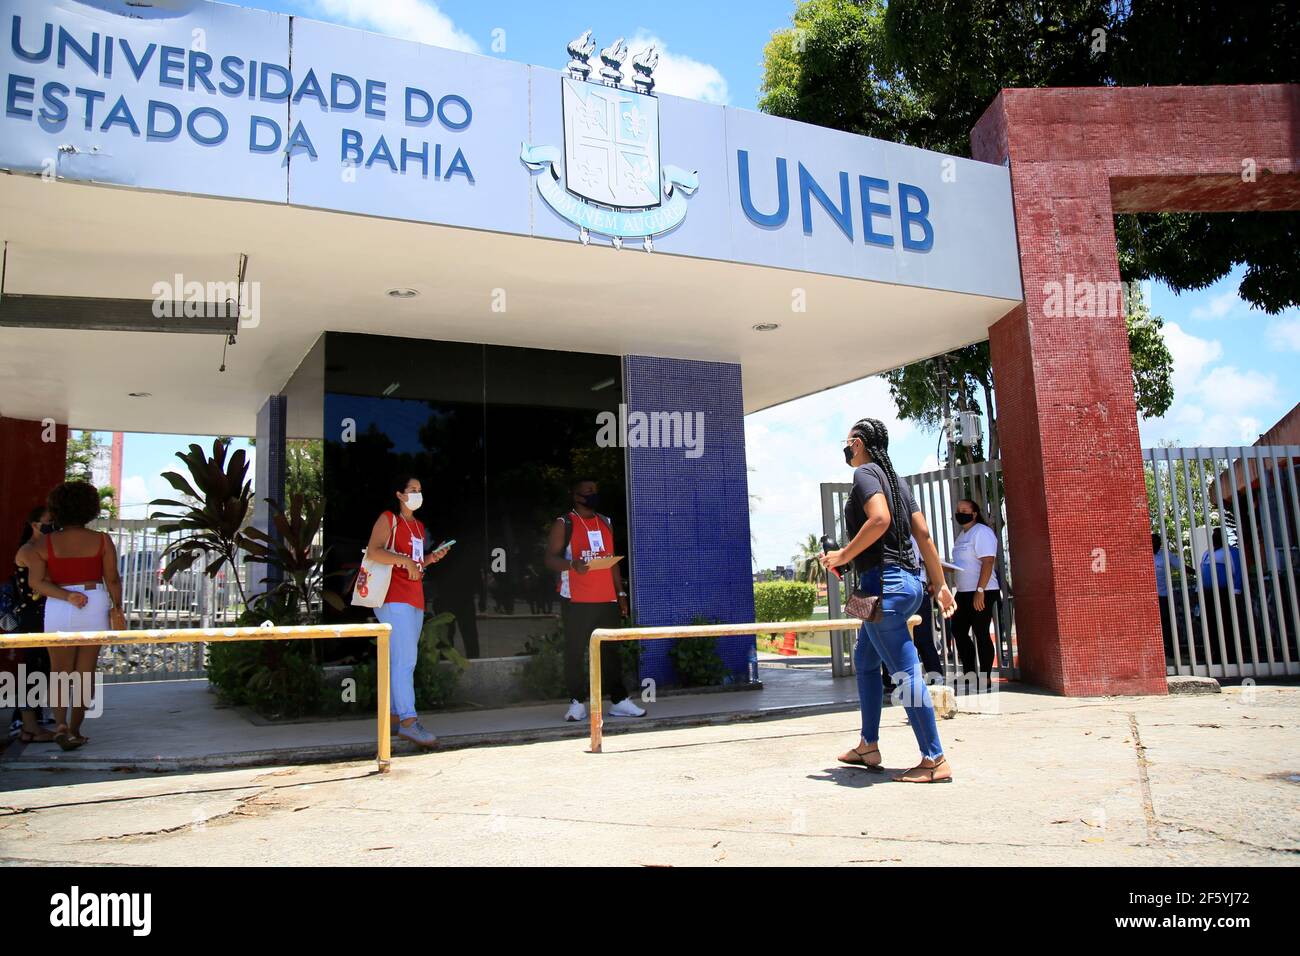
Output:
[54, 731, 86, 752]
[838, 741, 882, 770]
[898, 755, 952, 783]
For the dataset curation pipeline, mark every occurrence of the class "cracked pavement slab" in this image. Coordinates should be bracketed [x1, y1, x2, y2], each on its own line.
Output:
[1, 686, 1296, 866]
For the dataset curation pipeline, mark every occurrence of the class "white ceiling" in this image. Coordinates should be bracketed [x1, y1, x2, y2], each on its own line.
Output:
[0, 174, 1019, 436]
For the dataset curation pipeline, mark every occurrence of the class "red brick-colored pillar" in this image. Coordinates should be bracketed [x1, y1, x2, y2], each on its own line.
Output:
[0, 416, 68, 560]
[971, 84, 1300, 696]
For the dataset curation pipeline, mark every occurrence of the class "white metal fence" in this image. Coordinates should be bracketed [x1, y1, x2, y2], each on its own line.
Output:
[92, 518, 249, 682]
[1146, 444, 1300, 679]
[821, 457, 1016, 685]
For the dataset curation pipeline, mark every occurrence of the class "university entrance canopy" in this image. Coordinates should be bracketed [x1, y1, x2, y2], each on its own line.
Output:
[0, 0, 1022, 436]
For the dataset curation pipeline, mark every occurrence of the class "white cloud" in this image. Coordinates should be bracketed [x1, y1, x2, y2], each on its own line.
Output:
[303, 0, 479, 53]
[1142, 322, 1277, 447]
[1196, 366, 1278, 415]
[1190, 290, 1241, 320]
[628, 31, 729, 105]
[1162, 321, 1222, 390]
[1267, 317, 1300, 352]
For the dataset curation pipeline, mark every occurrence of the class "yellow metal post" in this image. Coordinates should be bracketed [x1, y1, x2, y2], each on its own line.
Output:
[584, 618, 862, 753]
[377, 630, 392, 773]
[588, 629, 603, 753]
[2, 622, 395, 771]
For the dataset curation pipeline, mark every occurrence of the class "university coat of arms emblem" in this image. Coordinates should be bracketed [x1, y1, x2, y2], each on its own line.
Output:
[521, 32, 699, 251]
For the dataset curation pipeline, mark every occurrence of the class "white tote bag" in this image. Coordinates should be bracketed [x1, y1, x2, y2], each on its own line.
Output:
[351, 512, 397, 608]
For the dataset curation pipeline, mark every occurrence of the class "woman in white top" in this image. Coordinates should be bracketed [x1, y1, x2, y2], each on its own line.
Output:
[949, 498, 1001, 689]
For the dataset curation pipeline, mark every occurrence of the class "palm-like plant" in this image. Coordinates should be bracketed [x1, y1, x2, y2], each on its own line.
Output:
[150, 439, 254, 608]
[240, 493, 344, 621]
[797, 533, 826, 585]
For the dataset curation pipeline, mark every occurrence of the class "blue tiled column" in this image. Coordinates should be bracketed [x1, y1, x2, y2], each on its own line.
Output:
[251, 394, 287, 597]
[623, 356, 755, 685]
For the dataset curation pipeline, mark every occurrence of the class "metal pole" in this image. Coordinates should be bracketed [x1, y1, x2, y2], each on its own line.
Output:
[1150, 451, 1179, 672]
[1267, 449, 1299, 669]
[1216, 451, 1251, 674]
[589, 629, 603, 753]
[1251, 447, 1284, 672]
[1162, 448, 1197, 670]
[377, 630, 391, 773]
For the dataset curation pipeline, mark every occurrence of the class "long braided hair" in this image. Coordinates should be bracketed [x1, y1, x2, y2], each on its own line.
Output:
[850, 417, 916, 569]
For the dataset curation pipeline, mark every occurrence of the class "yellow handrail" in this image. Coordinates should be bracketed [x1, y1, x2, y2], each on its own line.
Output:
[3, 623, 394, 772]
[587, 617, 887, 753]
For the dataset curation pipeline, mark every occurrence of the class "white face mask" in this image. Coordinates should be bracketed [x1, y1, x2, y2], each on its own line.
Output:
[404, 492, 423, 511]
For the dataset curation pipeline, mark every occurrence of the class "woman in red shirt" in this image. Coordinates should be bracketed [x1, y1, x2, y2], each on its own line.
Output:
[364, 476, 449, 749]
[25, 481, 125, 750]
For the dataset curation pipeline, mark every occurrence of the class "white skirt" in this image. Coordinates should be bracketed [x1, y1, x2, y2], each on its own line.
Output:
[43, 585, 111, 636]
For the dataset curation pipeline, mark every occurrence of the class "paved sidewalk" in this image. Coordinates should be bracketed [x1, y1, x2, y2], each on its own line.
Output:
[1, 684, 1294, 866]
[1, 666, 865, 771]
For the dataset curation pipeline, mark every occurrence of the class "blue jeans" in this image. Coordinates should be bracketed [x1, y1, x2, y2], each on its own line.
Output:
[854, 564, 943, 760]
[375, 602, 423, 721]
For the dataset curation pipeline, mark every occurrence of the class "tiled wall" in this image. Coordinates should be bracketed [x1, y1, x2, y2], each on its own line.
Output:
[623, 355, 755, 686]
[968, 85, 1299, 695]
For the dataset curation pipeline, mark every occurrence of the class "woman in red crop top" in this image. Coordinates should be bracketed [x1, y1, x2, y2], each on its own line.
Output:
[26, 481, 124, 750]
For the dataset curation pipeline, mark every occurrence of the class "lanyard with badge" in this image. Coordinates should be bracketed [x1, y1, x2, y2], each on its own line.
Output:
[575, 512, 606, 559]
[401, 515, 423, 564]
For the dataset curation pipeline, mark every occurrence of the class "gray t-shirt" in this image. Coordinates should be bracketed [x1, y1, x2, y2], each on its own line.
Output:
[844, 463, 919, 573]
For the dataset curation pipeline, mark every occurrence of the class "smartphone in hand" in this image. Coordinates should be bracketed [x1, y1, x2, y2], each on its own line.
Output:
[820, 535, 849, 579]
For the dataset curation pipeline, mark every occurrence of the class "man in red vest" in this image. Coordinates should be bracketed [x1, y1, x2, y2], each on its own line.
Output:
[545, 477, 645, 722]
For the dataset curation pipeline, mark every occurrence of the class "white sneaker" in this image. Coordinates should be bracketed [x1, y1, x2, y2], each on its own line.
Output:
[608, 697, 646, 718]
[564, 699, 588, 722]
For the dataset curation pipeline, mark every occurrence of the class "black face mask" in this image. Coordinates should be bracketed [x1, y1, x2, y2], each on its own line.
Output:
[38, 523, 56, 535]
[578, 493, 601, 511]
[956, 513, 975, 526]
[842, 445, 854, 465]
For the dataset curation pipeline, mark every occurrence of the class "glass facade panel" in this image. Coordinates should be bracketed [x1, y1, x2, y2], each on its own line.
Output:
[320, 333, 624, 660]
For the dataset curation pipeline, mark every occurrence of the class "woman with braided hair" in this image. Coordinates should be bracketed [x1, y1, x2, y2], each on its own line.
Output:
[821, 418, 958, 783]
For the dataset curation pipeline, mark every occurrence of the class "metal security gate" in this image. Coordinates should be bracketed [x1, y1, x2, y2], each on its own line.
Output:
[821, 458, 1016, 683]
[1146, 445, 1300, 679]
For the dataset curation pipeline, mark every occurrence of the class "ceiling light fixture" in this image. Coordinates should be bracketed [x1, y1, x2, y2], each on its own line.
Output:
[127, 391, 152, 398]
[590, 377, 616, 392]
[752, 323, 781, 332]
[382, 381, 400, 397]
[386, 288, 419, 299]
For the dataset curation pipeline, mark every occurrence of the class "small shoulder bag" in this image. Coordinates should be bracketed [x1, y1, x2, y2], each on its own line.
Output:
[844, 574, 884, 623]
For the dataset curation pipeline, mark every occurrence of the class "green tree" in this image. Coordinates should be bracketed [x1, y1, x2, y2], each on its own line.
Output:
[796, 533, 826, 585]
[64, 430, 119, 518]
[761, 0, 1295, 449]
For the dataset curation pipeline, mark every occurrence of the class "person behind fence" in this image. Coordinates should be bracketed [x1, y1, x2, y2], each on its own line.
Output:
[545, 477, 643, 723]
[949, 498, 1002, 691]
[1198, 527, 1244, 664]
[8, 505, 56, 743]
[1153, 532, 1182, 660]
[821, 418, 957, 784]
[365, 475, 450, 749]
[25, 481, 124, 751]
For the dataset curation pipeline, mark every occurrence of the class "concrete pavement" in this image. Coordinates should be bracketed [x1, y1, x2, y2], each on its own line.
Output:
[1, 684, 1295, 866]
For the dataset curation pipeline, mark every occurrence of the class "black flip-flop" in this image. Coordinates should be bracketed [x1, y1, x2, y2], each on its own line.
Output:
[54, 731, 85, 751]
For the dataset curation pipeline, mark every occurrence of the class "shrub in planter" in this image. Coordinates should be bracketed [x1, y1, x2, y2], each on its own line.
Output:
[206, 596, 324, 719]
[520, 627, 566, 700]
[667, 635, 727, 687]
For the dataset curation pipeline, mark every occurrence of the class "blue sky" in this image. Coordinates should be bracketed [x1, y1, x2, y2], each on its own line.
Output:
[98, 1, 1300, 568]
